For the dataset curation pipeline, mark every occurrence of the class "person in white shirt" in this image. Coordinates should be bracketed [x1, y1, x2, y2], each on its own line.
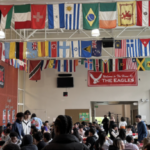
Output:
[43, 133, 52, 145]
[119, 117, 127, 129]
[97, 132, 113, 150]
[110, 124, 119, 140]
[22, 110, 31, 135]
[146, 125, 150, 138]
[78, 125, 85, 137]
[126, 125, 133, 136]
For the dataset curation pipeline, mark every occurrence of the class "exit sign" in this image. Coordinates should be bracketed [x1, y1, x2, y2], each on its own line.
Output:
[95, 106, 98, 108]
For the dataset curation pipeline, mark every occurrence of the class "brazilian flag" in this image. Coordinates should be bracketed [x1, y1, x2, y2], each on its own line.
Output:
[145, 58, 150, 70]
[136, 58, 145, 71]
[82, 3, 99, 30]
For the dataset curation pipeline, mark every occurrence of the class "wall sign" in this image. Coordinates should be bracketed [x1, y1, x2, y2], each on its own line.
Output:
[7, 110, 10, 123]
[0, 65, 4, 88]
[88, 70, 138, 87]
[79, 113, 89, 121]
[3, 109, 6, 124]
[12, 110, 15, 123]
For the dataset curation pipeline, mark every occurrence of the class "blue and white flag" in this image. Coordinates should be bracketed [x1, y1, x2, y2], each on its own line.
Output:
[81, 41, 92, 57]
[58, 41, 70, 58]
[71, 41, 81, 57]
[5, 42, 10, 59]
[126, 39, 140, 58]
[85, 59, 93, 70]
[27, 42, 38, 58]
[48, 4, 65, 29]
[139, 39, 150, 57]
[65, 4, 82, 30]
[58, 60, 64, 72]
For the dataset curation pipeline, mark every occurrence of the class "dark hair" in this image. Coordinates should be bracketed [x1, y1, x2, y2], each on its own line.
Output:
[76, 122, 80, 125]
[45, 121, 49, 124]
[10, 132, 18, 138]
[3, 144, 20, 150]
[112, 124, 117, 129]
[54, 115, 68, 134]
[85, 130, 89, 137]
[22, 135, 33, 146]
[81, 121, 86, 126]
[98, 132, 106, 148]
[88, 122, 92, 126]
[89, 128, 95, 135]
[43, 133, 51, 141]
[79, 125, 83, 129]
[32, 128, 38, 135]
[31, 125, 36, 130]
[33, 132, 43, 142]
[4, 129, 10, 134]
[24, 110, 31, 115]
[7, 123, 12, 127]
[31, 113, 36, 118]
[147, 125, 150, 130]
[93, 121, 96, 125]
[118, 129, 126, 140]
[133, 122, 137, 126]
[136, 115, 141, 119]
[16, 112, 24, 118]
[127, 125, 132, 129]
[144, 143, 150, 150]
[121, 117, 125, 121]
[65, 115, 72, 134]
[126, 135, 133, 143]
[73, 128, 82, 142]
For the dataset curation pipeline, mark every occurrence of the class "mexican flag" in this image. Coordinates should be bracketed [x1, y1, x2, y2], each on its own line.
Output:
[0, 5, 13, 29]
[14, 4, 31, 29]
[99, 2, 116, 29]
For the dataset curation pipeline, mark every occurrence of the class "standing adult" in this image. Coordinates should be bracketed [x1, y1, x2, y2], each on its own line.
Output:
[11, 112, 24, 140]
[31, 114, 43, 131]
[136, 115, 147, 142]
[102, 115, 109, 135]
[109, 115, 115, 136]
[119, 117, 127, 129]
[22, 110, 31, 135]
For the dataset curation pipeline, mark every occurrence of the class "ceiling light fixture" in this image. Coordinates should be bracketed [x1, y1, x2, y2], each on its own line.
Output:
[91, 29, 100, 37]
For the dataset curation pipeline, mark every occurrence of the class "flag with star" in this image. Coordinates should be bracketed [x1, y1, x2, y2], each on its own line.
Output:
[145, 58, 150, 70]
[92, 40, 102, 57]
[82, 3, 99, 29]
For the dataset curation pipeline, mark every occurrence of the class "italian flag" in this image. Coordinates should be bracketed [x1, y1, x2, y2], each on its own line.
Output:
[137, 1, 150, 26]
[0, 5, 13, 29]
[14, 4, 31, 29]
[99, 2, 116, 29]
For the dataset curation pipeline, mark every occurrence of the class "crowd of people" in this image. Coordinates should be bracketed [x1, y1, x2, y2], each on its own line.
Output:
[0, 111, 150, 150]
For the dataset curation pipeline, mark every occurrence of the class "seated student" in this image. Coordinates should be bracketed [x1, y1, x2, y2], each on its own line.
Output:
[6, 123, 12, 130]
[85, 128, 97, 150]
[117, 129, 126, 144]
[143, 138, 150, 150]
[44, 121, 50, 133]
[33, 132, 46, 150]
[96, 132, 113, 150]
[110, 124, 119, 140]
[43, 115, 89, 150]
[21, 135, 38, 150]
[125, 135, 139, 150]
[1, 129, 11, 144]
[2, 132, 22, 149]
[43, 133, 52, 145]
[126, 125, 133, 136]
[11, 112, 24, 140]
[147, 125, 150, 138]
[109, 138, 124, 150]
[31, 125, 38, 135]
[132, 122, 138, 133]
[31, 114, 43, 131]
[72, 128, 82, 143]
[78, 125, 85, 137]
[3, 144, 20, 150]
[82, 122, 89, 131]
[74, 123, 79, 129]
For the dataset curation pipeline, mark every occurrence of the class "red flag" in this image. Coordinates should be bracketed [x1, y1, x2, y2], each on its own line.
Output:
[29, 60, 41, 80]
[50, 41, 57, 57]
[115, 40, 126, 57]
[31, 5, 46, 29]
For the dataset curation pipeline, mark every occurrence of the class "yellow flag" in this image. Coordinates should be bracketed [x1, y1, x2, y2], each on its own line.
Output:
[45, 41, 49, 57]
[117, 1, 136, 26]
[9, 42, 16, 59]
[23, 42, 27, 59]
[48, 60, 54, 68]
[38, 42, 42, 57]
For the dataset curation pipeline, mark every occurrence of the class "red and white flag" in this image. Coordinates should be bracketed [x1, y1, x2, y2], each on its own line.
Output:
[126, 58, 137, 70]
[0, 43, 5, 62]
[31, 5, 46, 29]
[49, 41, 57, 57]
[115, 40, 126, 57]
[137, 1, 150, 26]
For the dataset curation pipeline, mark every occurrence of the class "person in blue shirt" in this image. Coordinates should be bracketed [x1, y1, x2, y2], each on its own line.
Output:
[31, 113, 43, 131]
[11, 112, 24, 140]
[136, 115, 147, 142]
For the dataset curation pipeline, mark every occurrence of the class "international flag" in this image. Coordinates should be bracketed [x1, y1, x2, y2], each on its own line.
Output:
[0, 5, 13, 29]
[0, 43, 5, 62]
[27, 42, 38, 58]
[71, 41, 81, 58]
[41, 60, 49, 71]
[49, 41, 58, 57]
[126, 39, 140, 58]
[137, 1, 150, 26]
[115, 40, 126, 57]
[85, 59, 92, 70]
[78, 59, 84, 65]
[65, 4, 82, 30]
[9, 42, 16, 59]
[117, 59, 127, 71]
[31, 5, 46, 29]
[48, 60, 55, 68]
[92, 40, 102, 57]
[29, 60, 42, 80]
[48, 4, 65, 29]
[138, 39, 150, 57]
[117, 1, 136, 26]
[14, 4, 31, 29]
[126, 58, 137, 70]
[23, 42, 27, 59]
[82, 3, 99, 30]
[53, 60, 58, 69]
[18, 42, 24, 60]
[5, 42, 10, 59]
[99, 2, 117, 29]
[81, 41, 92, 57]
[99, 59, 113, 73]
[145, 58, 150, 70]
[58, 41, 70, 58]
[136, 58, 145, 71]
[38, 41, 49, 57]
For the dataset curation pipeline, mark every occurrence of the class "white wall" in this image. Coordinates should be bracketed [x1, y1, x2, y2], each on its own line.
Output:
[24, 66, 150, 123]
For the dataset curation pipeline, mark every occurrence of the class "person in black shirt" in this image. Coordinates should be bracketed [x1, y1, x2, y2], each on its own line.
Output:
[102, 115, 109, 135]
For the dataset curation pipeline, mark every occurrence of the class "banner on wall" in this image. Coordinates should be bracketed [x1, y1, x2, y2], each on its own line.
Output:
[79, 113, 89, 121]
[88, 70, 138, 87]
[12, 110, 15, 123]
[0, 65, 4, 88]
[3, 109, 6, 124]
[7, 110, 10, 123]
